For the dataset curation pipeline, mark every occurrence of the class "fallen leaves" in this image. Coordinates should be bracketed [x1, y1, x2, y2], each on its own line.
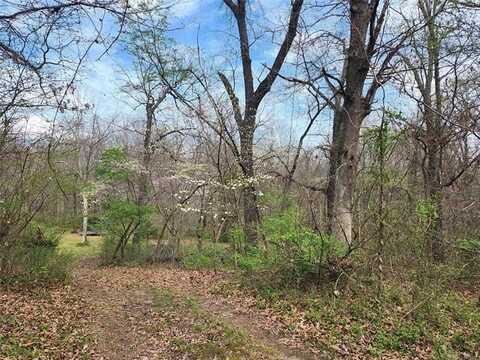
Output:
[0, 285, 94, 359]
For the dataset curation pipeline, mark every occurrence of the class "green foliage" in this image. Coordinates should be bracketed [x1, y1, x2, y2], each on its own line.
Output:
[261, 207, 346, 283]
[23, 221, 62, 248]
[0, 221, 73, 285]
[234, 247, 265, 272]
[225, 226, 266, 272]
[416, 199, 439, 224]
[193, 206, 348, 285]
[229, 225, 246, 250]
[19, 248, 73, 284]
[100, 199, 153, 262]
[96, 147, 154, 262]
[101, 199, 151, 234]
[182, 204, 346, 286]
[95, 147, 131, 182]
[0, 245, 72, 285]
[456, 238, 480, 257]
[182, 243, 227, 269]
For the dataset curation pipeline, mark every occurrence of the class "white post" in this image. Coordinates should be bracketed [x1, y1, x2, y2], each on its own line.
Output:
[81, 192, 88, 244]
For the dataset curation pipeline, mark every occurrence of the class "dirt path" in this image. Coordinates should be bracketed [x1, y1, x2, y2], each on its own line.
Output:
[75, 261, 327, 360]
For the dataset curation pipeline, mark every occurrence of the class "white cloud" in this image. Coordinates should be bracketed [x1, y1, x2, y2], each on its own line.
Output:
[16, 115, 51, 136]
[170, 0, 203, 18]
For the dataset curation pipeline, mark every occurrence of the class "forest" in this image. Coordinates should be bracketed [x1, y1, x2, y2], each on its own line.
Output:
[0, 0, 479, 359]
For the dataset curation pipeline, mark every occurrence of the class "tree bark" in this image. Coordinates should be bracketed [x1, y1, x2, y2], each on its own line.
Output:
[326, 0, 371, 244]
[239, 119, 260, 245]
[138, 100, 154, 208]
[424, 105, 444, 261]
[81, 192, 88, 244]
[133, 98, 155, 245]
[416, 0, 445, 261]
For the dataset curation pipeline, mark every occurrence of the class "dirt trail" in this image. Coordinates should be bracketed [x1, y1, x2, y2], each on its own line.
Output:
[194, 295, 317, 360]
[74, 261, 326, 360]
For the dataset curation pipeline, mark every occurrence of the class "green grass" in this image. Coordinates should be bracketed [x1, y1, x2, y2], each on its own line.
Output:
[57, 232, 103, 259]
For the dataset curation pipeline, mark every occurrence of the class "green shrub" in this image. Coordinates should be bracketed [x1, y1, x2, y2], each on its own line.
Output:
[0, 221, 73, 285]
[220, 207, 347, 285]
[0, 245, 73, 285]
[261, 208, 346, 283]
[179, 202, 347, 285]
[23, 221, 62, 248]
[182, 243, 227, 269]
[457, 238, 480, 257]
[235, 247, 265, 272]
[19, 247, 73, 284]
[99, 199, 153, 262]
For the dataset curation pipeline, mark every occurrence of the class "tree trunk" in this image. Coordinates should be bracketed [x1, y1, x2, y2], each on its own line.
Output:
[419, 1, 444, 262]
[424, 107, 444, 261]
[134, 101, 154, 245]
[239, 119, 260, 247]
[138, 105, 153, 207]
[326, 103, 344, 236]
[325, 0, 370, 244]
[81, 192, 88, 244]
[327, 102, 363, 244]
[196, 187, 207, 251]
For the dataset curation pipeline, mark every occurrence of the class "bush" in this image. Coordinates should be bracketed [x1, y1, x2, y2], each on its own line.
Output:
[0, 223, 72, 285]
[235, 247, 265, 272]
[23, 221, 62, 248]
[261, 208, 346, 283]
[99, 199, 153, 262]
[457, 238, 480, 258]
[14, 247, 73, 284]
[221, 207, 347, 285]
[179, 204, 348, 285]
[182, 243, 228, 269]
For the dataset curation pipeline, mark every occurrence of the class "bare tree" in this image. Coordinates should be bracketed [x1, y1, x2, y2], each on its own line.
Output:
[220, 0, 304, 246]
[119, 12, 192, 244]
[397, 0, 480, 260]
[287, 0, 411, 243]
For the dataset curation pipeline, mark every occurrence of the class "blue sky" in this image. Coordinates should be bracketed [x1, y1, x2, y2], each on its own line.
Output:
[69, 0, 413, 148]
[23, 0, 317, 143]
[72, 0, 327, 146]
[80, 0, 300, 112]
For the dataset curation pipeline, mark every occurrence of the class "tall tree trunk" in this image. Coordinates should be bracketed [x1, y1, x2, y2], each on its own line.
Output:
[326, 102, 344, 236]
[239, 120, 260, 246]
[138, 103, 154, 208]
[419, 0, 444, 261]
[134, 100, 154, 245]
[327, 101, 364, 243]
[325, 0, 370, 243]
[424, 107, 444, 261]
[81, 192, 88, 244]
[196, 187, 207, 251]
